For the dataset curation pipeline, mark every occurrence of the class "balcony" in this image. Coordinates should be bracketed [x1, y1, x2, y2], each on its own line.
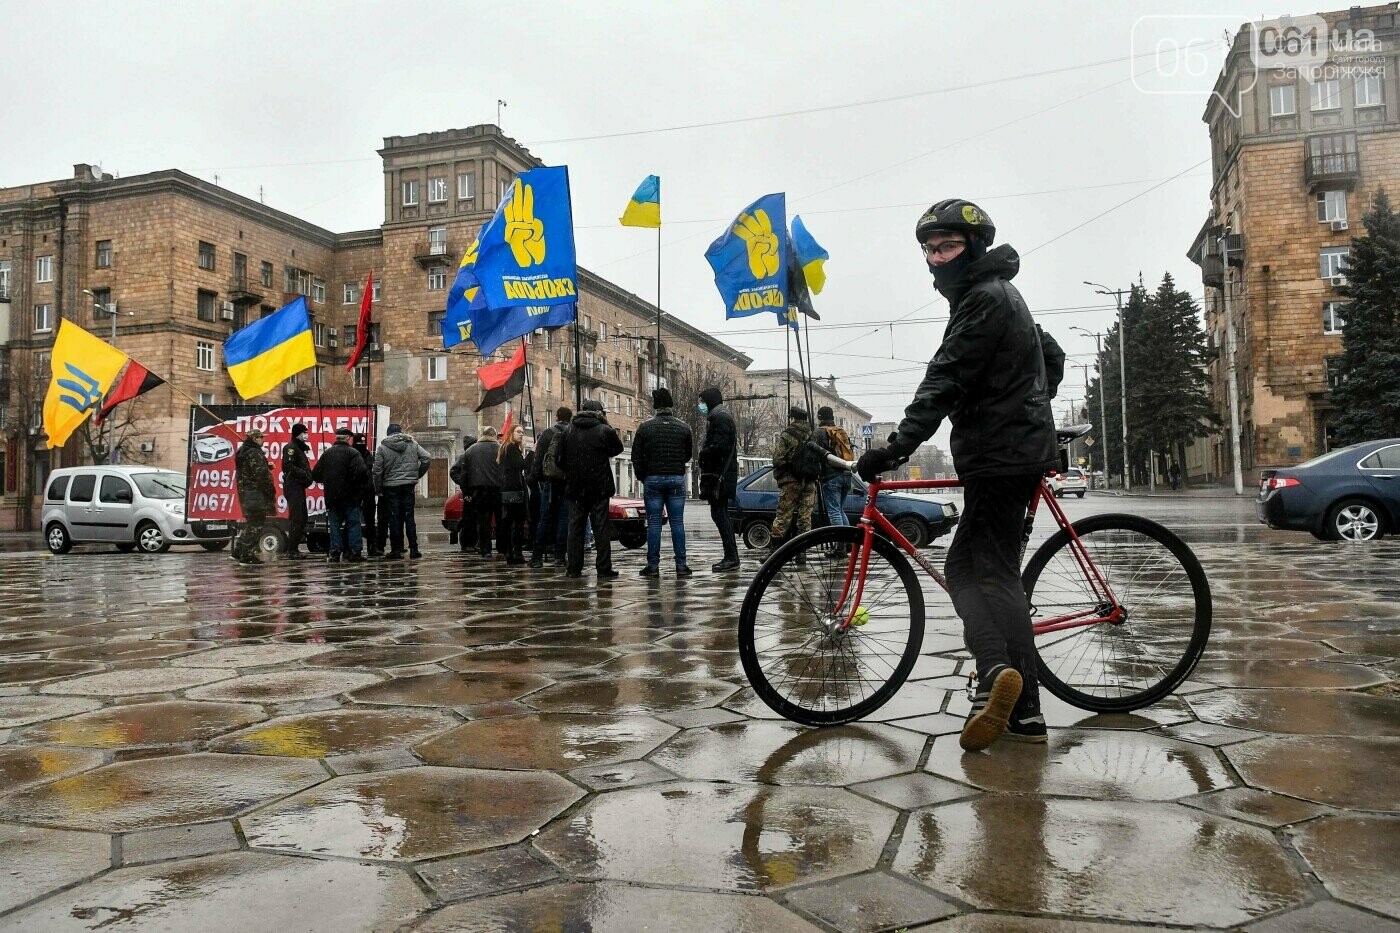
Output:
[227, 274, 263, 305]
[414, 240, 453, 268]
[1305, 151, 1360, 192]
[1200, 255, 1225, 288]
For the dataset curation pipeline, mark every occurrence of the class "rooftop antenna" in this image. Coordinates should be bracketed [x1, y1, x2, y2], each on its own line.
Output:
[497, 99, 507, 128]
[213, 173, 220, 187]
[258, 185, 264, 204]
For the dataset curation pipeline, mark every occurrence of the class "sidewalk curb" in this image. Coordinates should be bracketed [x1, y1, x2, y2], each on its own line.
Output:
[1096, 491, 1249, 500]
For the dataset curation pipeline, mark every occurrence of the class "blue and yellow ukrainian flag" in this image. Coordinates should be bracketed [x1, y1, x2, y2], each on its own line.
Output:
[224, 296, 316, 399]
[619, 175, 661, 228]
[791, 215, 829, 295]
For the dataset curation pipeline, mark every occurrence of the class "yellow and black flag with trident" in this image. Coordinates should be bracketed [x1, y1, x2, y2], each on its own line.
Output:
[42, 320, 129, 447]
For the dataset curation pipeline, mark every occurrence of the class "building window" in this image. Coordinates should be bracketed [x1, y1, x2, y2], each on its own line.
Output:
[196, 341, 215, 371]
[1325, 355, 1346, 389]
[0, 259, 10, 297]
[499, 178, 510, 201]
[428, 401, 447, 427]
[313, 321, 327, 347]
[285, 266, 310, 295]
[313, 364, 327, 388]
[428, 355, 447, 381]
[372, 279, 382, 301]
[429, 226, 448, 255]
[35, 256, 53, 283]
[285, 374, 298, 394]
[583, 314, 592, 330]
[544, 368, 553, 391]
[33, 304, 52, 333]
[457, 172, 475, 200]
[90, 288, 112, 322]
[197, 290, 217, 322]
[1319, 247, 1350, 278]
[311, 278, 326, 303]
[429, 310, 445, 334]
[599, 321, 607, 341]
[1310, 79, 1341, 111]
[1316, 190, 1347, 223]
[353, 364, 371, 389]
[402, 180, 419, 206]
[261, 261, 273, 287]
[260, 304, 275, 320]
[1269, 84, 1296, 116]
[1323, 302, 1347, 335]
[197, 392, 215, 406]
[625, 362, 633, 380]
[585, 351, 593, 372]
[428, 177, 448, 203]
[95, 239, 112, 268]
[198, 241, 215, 270]
[1356, 73, 1383, 107]
[343, 283, 356, 304]
[427, 267, 447, 291]
[596, 355, 606, 374]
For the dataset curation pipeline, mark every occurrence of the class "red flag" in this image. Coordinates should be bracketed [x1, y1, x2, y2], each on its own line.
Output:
[95, 362, 165, 426]
[474, 341, 528, 411]
[345, 271, 374, 371]
[500, 405, 514, 442]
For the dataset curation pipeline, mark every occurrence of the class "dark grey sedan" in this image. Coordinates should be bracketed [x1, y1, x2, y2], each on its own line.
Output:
[1257, 439, 1400, 541]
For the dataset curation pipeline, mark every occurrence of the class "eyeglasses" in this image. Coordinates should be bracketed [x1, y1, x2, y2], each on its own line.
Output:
[921, 240, 967, 259]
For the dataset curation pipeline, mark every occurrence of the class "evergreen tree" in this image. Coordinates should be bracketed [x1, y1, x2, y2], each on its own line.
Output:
[1332, 189, 1400, 443]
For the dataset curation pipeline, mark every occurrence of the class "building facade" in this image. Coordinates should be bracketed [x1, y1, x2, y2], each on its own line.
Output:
[738, 370, 872, 457]
[1189, 6, 1400, 482]
[0, 126, 749, 529]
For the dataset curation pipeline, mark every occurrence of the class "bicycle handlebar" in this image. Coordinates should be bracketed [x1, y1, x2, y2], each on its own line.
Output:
[825, 451, 909, 476]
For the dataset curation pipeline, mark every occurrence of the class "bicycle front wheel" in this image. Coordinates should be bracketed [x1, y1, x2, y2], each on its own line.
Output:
[1023, 512, 1211, 713]
[738, 526, 925, 726]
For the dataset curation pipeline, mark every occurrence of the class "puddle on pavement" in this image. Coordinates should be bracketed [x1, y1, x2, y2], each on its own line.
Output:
[1192, 659, 1388, 690]
[21, 701, 266, 748]
[1292, 816, 1400, 919]
[443, 645, 616, 674]
[50, 640, 215, 662]
[524, 676, 737, 716]
[0, 661, 102, 685]
[302, 645, 465, 669]
[187, 671, 381, 703]
[596, 648, 741, 680]
[349, 671, 551, 708]
[274, 625, 407, 644]
[652, 721, 924, 786]
[1190, 688, 1400, 736]
[414, 713, 676, 771]
[213, 709, 458, 757]
[1225, 734, 1400, 811]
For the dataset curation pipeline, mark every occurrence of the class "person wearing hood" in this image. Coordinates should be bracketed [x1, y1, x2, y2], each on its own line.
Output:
[351, 433, 383, 557]
[281, 422, 314, 559]
[855, 199, 1065, 752]
[232, 429, 274, 565]
[697, 386, 740, 571]
[558, 399, 623, 579]
[632, 387, 693, 577]
[312, 427, 371, 562]
[462, 425, 503, 559]
[372, 423, 431, 559]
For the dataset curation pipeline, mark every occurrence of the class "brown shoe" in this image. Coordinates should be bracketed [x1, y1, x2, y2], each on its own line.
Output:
[959, 665, 1023, 752]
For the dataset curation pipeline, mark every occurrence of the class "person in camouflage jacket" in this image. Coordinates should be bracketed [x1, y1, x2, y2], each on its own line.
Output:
[233, 429, 275, 564]
[770, 407, 817, 545]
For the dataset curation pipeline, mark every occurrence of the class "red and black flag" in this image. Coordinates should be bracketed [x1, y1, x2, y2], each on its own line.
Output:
[345, 271, 375, 371]
[94, 361, 165, 425]
[474, 340, 527, 412]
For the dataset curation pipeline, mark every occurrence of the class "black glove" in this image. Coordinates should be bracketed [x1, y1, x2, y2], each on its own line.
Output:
[857, 446, 903, 483]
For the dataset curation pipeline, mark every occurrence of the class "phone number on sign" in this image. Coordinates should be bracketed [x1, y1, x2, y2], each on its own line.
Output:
[191, 492, 237, 512]
[194, 468, 235, 488]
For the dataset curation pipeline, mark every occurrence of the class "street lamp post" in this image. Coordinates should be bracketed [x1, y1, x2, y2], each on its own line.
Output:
[82, 289, 133, 463]
[1084, 282, 1131, 491]
[1071, 326, 1111, 490]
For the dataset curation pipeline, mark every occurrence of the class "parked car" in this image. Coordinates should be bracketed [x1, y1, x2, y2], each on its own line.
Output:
[1257, 439, 1400, 541]
[1047, 467, 1089, 498]
[42, 466, 233, 554]
[730, 465, 958, 549]
[442, 491, 650, 549]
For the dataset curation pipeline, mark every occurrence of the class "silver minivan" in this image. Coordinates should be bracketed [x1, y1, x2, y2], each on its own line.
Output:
[41, 466, 233, 554]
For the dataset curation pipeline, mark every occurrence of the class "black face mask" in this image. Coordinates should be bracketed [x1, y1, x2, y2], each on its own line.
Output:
[928, 238, 987, 292]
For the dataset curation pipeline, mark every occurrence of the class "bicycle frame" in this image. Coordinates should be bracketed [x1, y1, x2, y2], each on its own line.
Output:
[831, 476, 1122, 634]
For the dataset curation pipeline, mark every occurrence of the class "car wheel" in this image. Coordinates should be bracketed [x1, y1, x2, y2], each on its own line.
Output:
[115, 543, 137, 553]
[1076, 491, 1086, 499]
[617, 529, 646, 549]
[136, 521, 171, 554]
[743, 521, 772, 550]
[1327, 498, 1384, 542]
[258, 528, 287, 556]
[893, 515, 929, 549]
[45, 522, 73, 555]
[200, 540, 229, 552]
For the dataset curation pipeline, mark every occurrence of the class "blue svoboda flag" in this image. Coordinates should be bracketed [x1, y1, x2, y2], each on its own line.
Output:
[704, 192, 788, 322]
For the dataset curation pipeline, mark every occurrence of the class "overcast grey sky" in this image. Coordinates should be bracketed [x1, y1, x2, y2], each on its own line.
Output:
[4, 1, 1280, 432]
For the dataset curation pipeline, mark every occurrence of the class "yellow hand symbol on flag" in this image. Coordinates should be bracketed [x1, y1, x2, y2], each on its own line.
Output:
[503, 178, 547, 268]
[733, 208, 780, 280]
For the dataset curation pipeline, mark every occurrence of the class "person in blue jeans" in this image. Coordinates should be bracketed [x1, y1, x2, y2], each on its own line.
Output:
[815, 406, 856, 534]
[312, 427, 370, 563]
[631, 388, 693, 577]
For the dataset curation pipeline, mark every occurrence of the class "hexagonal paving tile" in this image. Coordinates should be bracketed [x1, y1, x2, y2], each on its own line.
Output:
[443, 645, 616, 674]
[1190, 689, 1400, 736]
[651, 721, 925, 785]
[1179, 787, 1329, 828]
[171, 644, 332, 668]
[242, 766, 582, 861]
[928, 917, 1142, 932]
[924, 730, 1232, 801]
[38, 667, 233, 697]
[1192, 659, 1389, 690]
[211, 709, 458, 758]
[596, 648, 742, 680]
[1206, 637, 1335, 659]
[0, 695, 102, 728]
[533, 781, 897, 891]
[0, 752, 326, 831]
[1225, 735, 1400, 811]
[50, 640, 214, 663]
[186, 670, 381, 703]
[0, 746, 106, 794]
[1293, 816, 1400, 920]
[893, 796, 1308, 927]
[414, 713, 675, 771]
[301, 645, 466, 668]
[0, 824, 112, 913]
[525, 676, 738, 716]
[348, 671, 550, 708]
[0, 850, 428, 931]
[0, 661, 102, 685]
[20, 701, 266, 748]
[416, 882, 822, 932]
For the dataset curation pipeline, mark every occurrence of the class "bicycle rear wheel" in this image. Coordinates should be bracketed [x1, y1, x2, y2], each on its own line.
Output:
[738, 526, 924, 726]
[1023, 512, 1211, 713]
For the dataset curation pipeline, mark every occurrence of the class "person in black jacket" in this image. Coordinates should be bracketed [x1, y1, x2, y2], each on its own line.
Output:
[450, 435, 477, 553]
[632, 387, 693, 577]
[698, 386, 740, 572]
[351, 433, 382, 557]
[311, 427, 371, 562]
[857, 198, 1064, 752]
[528, 406, 572, 567]
[233, 429, 274, 565]
[461, 426, 502, 559]
[558, 400, 623, 579]
[497, 424, 529, 564]
[281, 423, 314, 559]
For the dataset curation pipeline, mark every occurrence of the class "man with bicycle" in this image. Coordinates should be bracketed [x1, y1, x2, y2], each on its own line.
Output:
[857, 199, 1064, 751]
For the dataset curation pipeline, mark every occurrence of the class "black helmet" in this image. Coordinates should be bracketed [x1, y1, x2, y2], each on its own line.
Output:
[915, 199, 995, 246]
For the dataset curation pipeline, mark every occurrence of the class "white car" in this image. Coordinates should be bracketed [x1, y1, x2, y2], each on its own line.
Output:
[193, 433, 235, 464]
[41, 466, 233, 554]
[1048, 467, 1089, 498]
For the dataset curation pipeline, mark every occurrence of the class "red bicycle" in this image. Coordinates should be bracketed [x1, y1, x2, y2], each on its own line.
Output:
[738, 429, 1212, 726]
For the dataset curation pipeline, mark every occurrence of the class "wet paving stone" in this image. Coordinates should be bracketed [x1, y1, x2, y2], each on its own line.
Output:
[211, 708, 458, 758]
[850, 772, 981, 810]
[1158, 720, 1264, 746]
[784, 871, 959, 931]
[1191, 688, 1400, 736]
[301, 644, 466, 669]
[0, 752, 326, 831]
[120, 821, 241, 865]
[242, 766, 582, 861]
[533, 781, 897, 891]
[596, 647, 743, 679]
[0, 746, 106, 794]
[443, 644, 616, 674]
[394, 625, 525, 648]
[414, 844, 561, 902]
[893, 796, 1309, 926]
[652, 721, 925, 786]
[349, 671, 550, 707]
[1322, 633, 1400, 657]
[0, 850, 429, 931]
[1225, 735, 1400, 811]
[19, 701, 266, 749]
[1292, 816, 1400, 920]
[275, 624, 408, 644]
[0, 661, 101, 685]
[524, 675, 738, 715]
[0, 634, 86, 655]
[1180, 787, 1330, 828]
[49, 640, 215, 663]
[38, 667, 233, 697]
[568, 759, 677, 791]
[1242, 900, 1400, 931]
[928, 917, 1146, 932]
[1193, 659, 1391, 690]
[417, 881, 822, 933]
[186, 670, 381, 703]
[0, 824, 112, 914]
[170, 644, 332, 668]
[0, 695, 101, 728]
[414, 712, 675, 771]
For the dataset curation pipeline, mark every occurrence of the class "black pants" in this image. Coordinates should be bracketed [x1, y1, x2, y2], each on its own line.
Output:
[472, 487, 500, 556]
[361, 491, 380, 553]
[383, 485, 417, 555]
[285, 486, 308, 552]
[567, 496, 612, 574]
[499, 499, 527, 558]
[944, 473, 1042, 711]
[710, 493, 738, 562]
[456, 487, 477, 550]
[533, 481, 569, 560]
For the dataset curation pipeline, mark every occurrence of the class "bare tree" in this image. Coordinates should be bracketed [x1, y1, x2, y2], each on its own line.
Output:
[3, 349, 48, 530]
[78, 397, 153, 466]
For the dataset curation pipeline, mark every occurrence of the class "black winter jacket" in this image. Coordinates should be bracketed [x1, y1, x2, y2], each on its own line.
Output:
[558, 411, 623, 501]
[499, 444, 527, 493]
[529, 423, 566, 484]
[632, 410, 693, 480]
[282, 439, 313, 491]
[312, 441, 371, 508]
[699, 404, 740, 498]
[890, 245, 1063, 479]
[462, 439, 503, 489]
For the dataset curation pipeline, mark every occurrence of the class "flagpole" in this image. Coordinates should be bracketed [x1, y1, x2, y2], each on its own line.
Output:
[523, 339, 536, 443]
[785, 326, 792, 413]
[801, 310, 817, 418]
[573, 318, 582, 412]
[655, 225, 662, 384]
